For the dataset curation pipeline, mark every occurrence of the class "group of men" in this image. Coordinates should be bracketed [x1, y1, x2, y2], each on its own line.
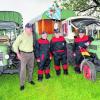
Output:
[13, 23, 93, 91]
[34, 28, 68, 81]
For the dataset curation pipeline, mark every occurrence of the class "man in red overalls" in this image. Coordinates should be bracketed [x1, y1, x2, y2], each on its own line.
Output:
[50, 29, 68, 76]
[73, 28, 94, 73]
[34, 32, 52, 81]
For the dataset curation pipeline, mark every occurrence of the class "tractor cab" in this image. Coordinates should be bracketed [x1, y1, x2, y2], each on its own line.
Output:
[62, 16, 100, 43]
[0, 21, 22, 74]
[0, 22, 20, 45]
[0, 11, 23, 74]
[70, 17, 100, 60]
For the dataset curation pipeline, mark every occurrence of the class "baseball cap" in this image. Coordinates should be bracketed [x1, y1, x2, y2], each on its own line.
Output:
[25, 23, 32, 28]
[78, 28, 86, 34]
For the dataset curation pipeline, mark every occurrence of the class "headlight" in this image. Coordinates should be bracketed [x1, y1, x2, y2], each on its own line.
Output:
[5, 55, 9, 59]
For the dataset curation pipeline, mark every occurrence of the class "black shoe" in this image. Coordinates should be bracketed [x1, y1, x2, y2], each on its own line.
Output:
[38, 78, 43, 81]
[64, 70, 68, 75]
[38, 75, 43, 82]
[45, 74, 51, 79]
[56, 70, 61, 76]
[74, 67, 81, 74]
[20, 85, 24, 91]
[29, 81, 35, 85]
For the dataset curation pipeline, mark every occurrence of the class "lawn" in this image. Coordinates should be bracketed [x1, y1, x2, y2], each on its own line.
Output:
[0, 64, 100, 100]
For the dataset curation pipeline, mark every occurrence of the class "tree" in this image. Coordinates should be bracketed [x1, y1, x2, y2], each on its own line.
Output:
[54, 0, 100, 17]
[64, 0, 100, 15]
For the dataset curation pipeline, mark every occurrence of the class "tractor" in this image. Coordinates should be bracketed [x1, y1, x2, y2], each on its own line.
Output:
[0, 11, 23, 74]
[80, 28, 100, 81]
[62, 16, 100, 81]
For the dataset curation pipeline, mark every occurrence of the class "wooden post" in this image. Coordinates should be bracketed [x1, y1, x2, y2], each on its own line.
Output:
[42, 19, 45, 33]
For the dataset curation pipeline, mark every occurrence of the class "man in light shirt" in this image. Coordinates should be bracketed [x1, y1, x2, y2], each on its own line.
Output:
[13, 23, 35, 91]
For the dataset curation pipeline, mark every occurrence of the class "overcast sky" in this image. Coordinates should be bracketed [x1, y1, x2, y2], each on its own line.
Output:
[0, 0, 53, 26]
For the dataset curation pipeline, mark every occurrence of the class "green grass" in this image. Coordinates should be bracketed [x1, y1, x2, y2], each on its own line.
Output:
[0, 64, 100, 100]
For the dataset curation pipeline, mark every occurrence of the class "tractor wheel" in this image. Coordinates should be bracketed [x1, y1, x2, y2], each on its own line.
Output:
[8, 60, 21, 74]
[80, 60, 96, 81]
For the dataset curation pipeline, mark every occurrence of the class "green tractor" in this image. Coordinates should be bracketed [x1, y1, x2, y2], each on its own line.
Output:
[0, 11, 23, 74]
[62, 16, 100, 81]
[80, 28, 100, 81]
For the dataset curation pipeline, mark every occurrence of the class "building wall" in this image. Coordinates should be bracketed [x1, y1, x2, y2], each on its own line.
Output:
[38, 19, 54, 34]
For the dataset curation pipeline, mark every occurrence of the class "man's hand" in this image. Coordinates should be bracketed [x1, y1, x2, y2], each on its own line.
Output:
[85, 42, 90, 46]
[73, 53, 76, 57]
[49, 53, 52, 60]
[17, 52, 22, 60]
[37, 58, 40, 62]
[50, 56, 52, 60]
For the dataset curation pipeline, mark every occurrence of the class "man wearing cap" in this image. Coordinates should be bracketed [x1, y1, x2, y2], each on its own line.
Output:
[34, 32, 52, 81]
[73, 28, 94, 73]
[13, 23, 35, 90]
[50, 29, 68, 76]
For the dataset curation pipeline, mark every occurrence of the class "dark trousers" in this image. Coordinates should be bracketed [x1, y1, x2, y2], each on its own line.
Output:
[54, 52, 68, 71]
[75, 51, 83, 67]
[38, 53, 50, 77]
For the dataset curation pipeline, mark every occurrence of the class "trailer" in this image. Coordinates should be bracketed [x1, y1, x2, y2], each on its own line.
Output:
[29, 9, 76, 43]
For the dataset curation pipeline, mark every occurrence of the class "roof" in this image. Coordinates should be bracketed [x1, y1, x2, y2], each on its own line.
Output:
[29, 9, 76, 24]
[63, 16, 99, 22]
[0, 11, 23, 26]
[62, 16, 100, 29]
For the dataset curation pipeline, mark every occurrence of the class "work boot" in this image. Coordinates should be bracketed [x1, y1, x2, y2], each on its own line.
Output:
[45, 73, 51, 79]
[56, 70, 61, 76]
[63, 70, 68, 75]
[74, 67, 81, 74]
[38, 75, 43, 81]
[29, 81, 35, 85]
[20, 85, 24, 91]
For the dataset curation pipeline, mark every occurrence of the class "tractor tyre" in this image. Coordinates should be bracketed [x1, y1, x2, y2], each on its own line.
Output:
[80, 59, 96, 81]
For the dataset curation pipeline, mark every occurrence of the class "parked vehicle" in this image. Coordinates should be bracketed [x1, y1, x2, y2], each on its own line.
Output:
[62, 16, 100, 81]
[0, 11, 23, 74]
